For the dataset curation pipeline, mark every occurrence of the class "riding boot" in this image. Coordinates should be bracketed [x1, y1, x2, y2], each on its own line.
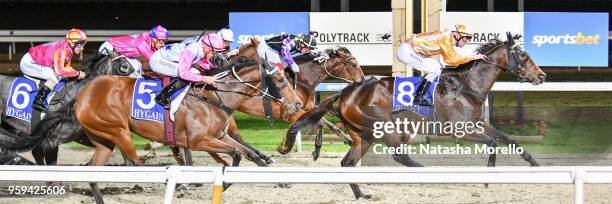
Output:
[414, 81, 433, 107]
[155, 79, 188, 109]
[32, 85, 52, 112]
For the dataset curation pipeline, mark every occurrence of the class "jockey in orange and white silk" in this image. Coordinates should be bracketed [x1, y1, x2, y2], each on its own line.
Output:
[396, 23, 482, 107]
[397, 27, 473, 82]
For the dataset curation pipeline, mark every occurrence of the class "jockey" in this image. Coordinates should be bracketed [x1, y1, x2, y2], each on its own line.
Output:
[257, 33, 317, 74]
[150, 33, 226, 108]
[182, 28, 239, 60]
[396, 23, 487, 106]
[216, 28, 239, 57]
[98, 25, 169, 77]
[20, 28, 87, 112]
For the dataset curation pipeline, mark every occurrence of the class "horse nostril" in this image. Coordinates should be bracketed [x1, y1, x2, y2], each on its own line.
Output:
[538, 74, 546, 83]
[296, 102, 304, 110]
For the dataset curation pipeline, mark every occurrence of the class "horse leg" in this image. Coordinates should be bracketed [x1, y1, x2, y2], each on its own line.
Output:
[171, 146, 186, 166]
[381, 132, 423, 167]
[461, 133, 499, 167]
[193, 137, 242, 191]
[208, 152, 229, 166]
[320, 118, 352, 145]
[342, 129, 372, 200]
[221, 135, 267, 167]
[44, 145, 59, 166]
[88, 140, 115, 204]
[312, 124, 323, 161]
[484, 125, 539, 166]
[112, 130, 143, 166]
[32, 145, 45, 165]
[227, 118, 272, 164]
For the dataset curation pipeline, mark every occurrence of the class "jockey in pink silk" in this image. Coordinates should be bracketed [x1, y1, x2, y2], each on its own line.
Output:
[99, 25, 169, 77]
[20, 28, 87, 112]
[149, 33, 226, 108]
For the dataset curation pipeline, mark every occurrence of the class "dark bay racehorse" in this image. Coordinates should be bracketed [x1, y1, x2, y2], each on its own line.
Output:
[75, 56, 302, 203]
[0, 51, 134, 165]
[283, 34, 546, 199]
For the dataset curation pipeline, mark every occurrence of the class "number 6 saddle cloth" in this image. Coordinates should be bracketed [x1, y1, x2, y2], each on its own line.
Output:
[5, 77, 64, 122]
[392, 76, 439, 118]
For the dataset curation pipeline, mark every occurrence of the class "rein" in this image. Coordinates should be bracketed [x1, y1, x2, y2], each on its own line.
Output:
[452, 41, 528, 101]
[187, 63, 290, 114]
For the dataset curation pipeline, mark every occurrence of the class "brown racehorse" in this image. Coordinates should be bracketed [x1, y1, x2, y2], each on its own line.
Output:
[283, 34, 547, 199]
[166, 46, 364, 166]
[226, 46, 364, 164]
[75, 55, 302, 203]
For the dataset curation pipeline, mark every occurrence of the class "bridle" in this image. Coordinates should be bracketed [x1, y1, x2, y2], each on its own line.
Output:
[480, 33, 531, 81]
[314, 48, 359, 83]
[190, 62, 294, 113]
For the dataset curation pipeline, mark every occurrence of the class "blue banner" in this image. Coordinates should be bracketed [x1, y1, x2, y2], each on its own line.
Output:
[229, 12, 310, 50]
[524, 12, 609, 67]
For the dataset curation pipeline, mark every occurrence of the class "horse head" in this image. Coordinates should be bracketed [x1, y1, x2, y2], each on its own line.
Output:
[478, 33, 546, 85]
[313, 46, 365, 83]
[83, 50, 134, 78]
[211, 55, 303, 112]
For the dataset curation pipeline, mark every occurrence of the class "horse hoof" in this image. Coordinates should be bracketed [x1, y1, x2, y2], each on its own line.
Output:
[223, 183, 232, 191]
[175, 184, 190, 192]
[277, 183, 291, 188]
[360, 194, 372, 199]
[311, 151, 320, 161]
[266, 158, 276, 165]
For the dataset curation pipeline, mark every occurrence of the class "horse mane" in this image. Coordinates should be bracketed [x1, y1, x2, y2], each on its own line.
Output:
[294, 46, 353, 63]
[474, 39, 504, 54]
[238, 39, 259, 53]
[450, 39, 505, 72]
[82, 52, 107, 76]
[204, 55, 258, 76]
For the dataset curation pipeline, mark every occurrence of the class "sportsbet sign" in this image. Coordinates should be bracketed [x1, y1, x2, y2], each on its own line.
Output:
[525, 12, 608, 67]
[441, 12, 609, 67]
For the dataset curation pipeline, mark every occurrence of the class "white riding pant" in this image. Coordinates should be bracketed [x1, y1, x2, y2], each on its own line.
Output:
[20, 53, 59, 87]
[149, 51, 201, 78]
[397, 43, 442, 82]
[99, 41, 143, 77]
[256, 42, 284, 67]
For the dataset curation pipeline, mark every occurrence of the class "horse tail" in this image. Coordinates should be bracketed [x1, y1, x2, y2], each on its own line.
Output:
[0, 127, 32, 152]
[278, 93, 341, 154]
[2, 100, 77, 152]
[0, 146, 35, 165]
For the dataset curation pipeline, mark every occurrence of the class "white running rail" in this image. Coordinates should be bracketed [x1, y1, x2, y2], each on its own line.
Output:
[0, 166, 611, 204]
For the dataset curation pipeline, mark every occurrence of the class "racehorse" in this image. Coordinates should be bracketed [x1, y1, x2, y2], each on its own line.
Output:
[162, 45, 363, 166]
[75, 55, 302, 203]
[9, 41, 301, 168]
[0, 51, 134, 165]
[283, 34, 546, 199]
[225, 46, 364, 164]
